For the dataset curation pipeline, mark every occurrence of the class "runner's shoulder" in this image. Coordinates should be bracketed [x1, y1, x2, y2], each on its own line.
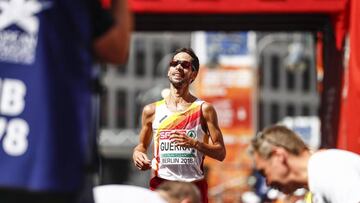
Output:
[143, 102, 156, 117]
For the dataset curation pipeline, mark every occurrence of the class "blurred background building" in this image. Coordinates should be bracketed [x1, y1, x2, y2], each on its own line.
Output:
[97, 31, 320, 201]
[96, 0, 359, 202]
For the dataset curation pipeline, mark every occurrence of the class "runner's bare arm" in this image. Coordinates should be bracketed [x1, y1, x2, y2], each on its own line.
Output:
[133, 103, 155, 170]
[197, 102, 226, 161]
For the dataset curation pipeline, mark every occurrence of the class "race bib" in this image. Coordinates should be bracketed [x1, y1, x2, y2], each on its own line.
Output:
[158, 130, 197, 165]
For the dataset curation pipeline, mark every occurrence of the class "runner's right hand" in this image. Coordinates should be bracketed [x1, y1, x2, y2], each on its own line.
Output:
[133, 151, 152, 171]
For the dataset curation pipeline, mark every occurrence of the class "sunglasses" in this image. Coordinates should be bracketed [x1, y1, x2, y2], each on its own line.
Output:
[169, 60, 194, 71]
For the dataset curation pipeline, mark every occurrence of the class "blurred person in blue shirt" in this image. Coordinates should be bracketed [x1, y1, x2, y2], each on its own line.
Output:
[0, 0, 132, 202]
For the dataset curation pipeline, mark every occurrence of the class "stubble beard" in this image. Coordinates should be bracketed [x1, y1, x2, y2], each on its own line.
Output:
[169, 76, 187, 89]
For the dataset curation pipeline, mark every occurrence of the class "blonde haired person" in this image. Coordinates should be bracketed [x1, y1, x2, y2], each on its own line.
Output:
[156, 181, 201, 203]
[250, 125, 360, 203]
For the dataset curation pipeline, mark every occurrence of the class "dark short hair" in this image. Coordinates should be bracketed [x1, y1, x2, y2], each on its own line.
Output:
[172, 48, 200, 72]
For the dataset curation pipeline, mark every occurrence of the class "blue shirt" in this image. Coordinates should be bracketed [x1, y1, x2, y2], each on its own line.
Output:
[0, 0, 109, 192]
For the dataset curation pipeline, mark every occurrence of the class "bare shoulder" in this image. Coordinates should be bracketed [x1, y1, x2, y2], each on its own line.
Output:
[201, 101, 217, 115]
[143, 102, 156, 117]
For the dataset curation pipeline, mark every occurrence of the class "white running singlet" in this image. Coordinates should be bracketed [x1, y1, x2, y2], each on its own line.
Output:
[151, 99, 208, 182]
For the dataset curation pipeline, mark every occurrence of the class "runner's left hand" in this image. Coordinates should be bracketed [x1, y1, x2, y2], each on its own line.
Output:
[170, 131, 197, 148]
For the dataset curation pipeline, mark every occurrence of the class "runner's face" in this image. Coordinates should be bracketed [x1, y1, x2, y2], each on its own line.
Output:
[254, 151, 297, 194]
[168, 52, 197, 88]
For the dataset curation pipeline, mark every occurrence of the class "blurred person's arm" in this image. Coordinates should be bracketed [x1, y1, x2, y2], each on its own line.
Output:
[132, 103, 155, 171]
[93, 0, 133, 64]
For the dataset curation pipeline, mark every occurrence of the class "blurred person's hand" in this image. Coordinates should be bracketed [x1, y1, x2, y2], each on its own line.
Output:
[94, 0, 133, 64]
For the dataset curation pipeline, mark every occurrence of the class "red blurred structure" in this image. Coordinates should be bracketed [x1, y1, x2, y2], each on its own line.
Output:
[129, 0, 345, 14]
[124, 0, 359, 153]
[338, 0, 360, 154]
